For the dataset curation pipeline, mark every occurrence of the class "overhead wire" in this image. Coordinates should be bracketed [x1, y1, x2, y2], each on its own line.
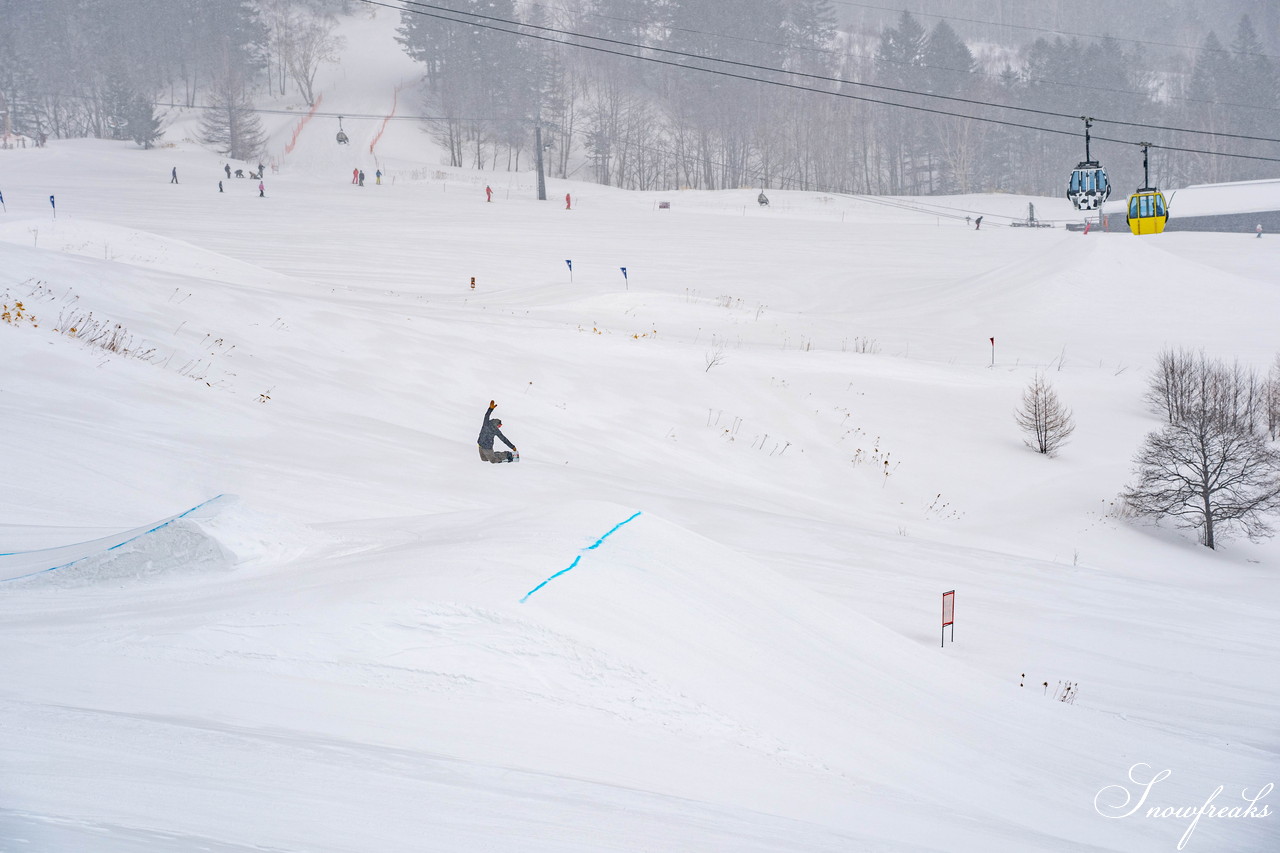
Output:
[372, 0, 1280, 161]
[522, 0, 1280, 115]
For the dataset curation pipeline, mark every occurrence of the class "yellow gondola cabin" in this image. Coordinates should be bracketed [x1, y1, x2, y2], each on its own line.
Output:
[1126, 143, 1170, 235]
[1126, 189, 1168, 234]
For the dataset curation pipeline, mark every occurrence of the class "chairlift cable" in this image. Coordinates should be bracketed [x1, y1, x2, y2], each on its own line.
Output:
[379, 0, 1280, 150]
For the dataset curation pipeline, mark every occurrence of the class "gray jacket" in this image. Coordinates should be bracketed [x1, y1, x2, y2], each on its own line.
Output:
[478, 407, 515, 450]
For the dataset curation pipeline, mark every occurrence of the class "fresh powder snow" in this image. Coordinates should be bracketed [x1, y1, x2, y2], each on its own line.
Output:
[0, 7, 1276, 852]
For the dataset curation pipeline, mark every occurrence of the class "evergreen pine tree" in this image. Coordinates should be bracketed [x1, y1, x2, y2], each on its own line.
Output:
[126, 94, 163, 149]
[199, 73, 266, 161]
[1228, 15, 1279, 179]
[922, 20, 975, 193]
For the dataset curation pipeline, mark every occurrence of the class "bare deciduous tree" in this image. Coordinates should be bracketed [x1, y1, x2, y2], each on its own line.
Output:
[1144, 346, 1201, 424]
[1146, 347, 1267, 431]
[284, 10, 344, 107]
[1124, 353, 1280, 549]
[1015, 372, 1075, 455]
[1267, 353, 1280, 441]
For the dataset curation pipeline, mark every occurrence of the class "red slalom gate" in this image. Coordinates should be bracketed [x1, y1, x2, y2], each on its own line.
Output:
[942, 590, 955, 647]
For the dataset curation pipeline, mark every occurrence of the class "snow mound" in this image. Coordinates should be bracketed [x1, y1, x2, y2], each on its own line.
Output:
[0, 218, 304, 291]
[0, 495, 314, 587]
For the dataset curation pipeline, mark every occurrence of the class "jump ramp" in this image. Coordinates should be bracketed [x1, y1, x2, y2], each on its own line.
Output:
[0, 495, 238, 586]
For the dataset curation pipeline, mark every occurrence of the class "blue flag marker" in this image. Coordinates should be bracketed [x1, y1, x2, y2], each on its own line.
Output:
[620, 266, 628, 289]
[49, 194, 56, 218]
[565, 259, 573, 282]
[0, 189, 5, 212]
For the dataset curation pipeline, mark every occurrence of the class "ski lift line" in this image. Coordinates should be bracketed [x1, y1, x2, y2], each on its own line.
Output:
[524, 0, 1280, 116]
[386, 21, 1280, 164]
[389, 0, 1193, 135]
[145, 91, 1280, 168]
[519, 511, 642, 603]
[148, 102, 446, 122]
[147, 3, 1280, 158]
[826, 0, 1280, 64]
[379, 0, 1280, 148]
[148, 100, 514, 125]
[526, 117, 1203, 224]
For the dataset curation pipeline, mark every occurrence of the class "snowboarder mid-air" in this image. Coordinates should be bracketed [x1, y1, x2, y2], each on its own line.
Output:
[478, 401, 518, 463]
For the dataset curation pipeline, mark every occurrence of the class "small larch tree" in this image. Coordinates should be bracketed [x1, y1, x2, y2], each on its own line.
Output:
[1015, 372, 1075, 455]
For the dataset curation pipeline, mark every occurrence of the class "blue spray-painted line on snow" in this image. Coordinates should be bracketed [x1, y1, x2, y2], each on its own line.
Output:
[520, 511, 643, 603]
[520, 556, 581, 602]
[584, 511, 643, 549]
[0, 495, 227, 583]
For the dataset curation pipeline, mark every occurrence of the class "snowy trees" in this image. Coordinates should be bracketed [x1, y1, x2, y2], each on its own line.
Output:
[921, 19, 977, 194]
[1014, 373, 1075, 456]
[125, 94, 163, 149]
[1269, 355, 1280, 442]
[1011, 350, 1280, 551]
[0, 0, 266, 142]
[261, 0, 345, 105]
[283, 12, 343, 107]
[397, 0, 538, 170]
[873, 11, 929, 195]
[3, 2, 1276, 191]
[1124, 350, 1280, 549]
[1171, 16, 1280, 185]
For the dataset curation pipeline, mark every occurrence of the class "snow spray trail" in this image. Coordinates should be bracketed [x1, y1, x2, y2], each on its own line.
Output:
[0, 495, 228, 583]
[520, 511, 642, 603]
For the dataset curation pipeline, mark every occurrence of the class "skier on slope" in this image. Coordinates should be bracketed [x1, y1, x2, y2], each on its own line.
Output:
[477, 400, 518, 463]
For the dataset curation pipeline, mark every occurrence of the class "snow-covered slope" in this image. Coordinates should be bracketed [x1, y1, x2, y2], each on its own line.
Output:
[0, 7, 1276, 852]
